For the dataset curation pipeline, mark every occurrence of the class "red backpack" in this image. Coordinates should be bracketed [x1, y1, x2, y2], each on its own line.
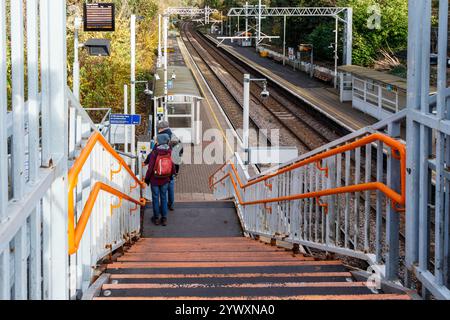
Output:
[153, 153, 173, 178]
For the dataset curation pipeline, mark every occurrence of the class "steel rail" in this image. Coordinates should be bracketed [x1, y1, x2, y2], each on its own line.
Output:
[68, 131, 146, 255]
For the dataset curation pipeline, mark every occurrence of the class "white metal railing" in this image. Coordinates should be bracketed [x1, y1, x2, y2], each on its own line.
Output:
[212, 112, 406, 282]
[0, 0, 144, 300]
[1, 0, 68, 300]
[405, 0, 450, 300]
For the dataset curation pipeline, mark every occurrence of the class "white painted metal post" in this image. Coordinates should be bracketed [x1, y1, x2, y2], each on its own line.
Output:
[27, 0, 39, 184]
[124, 84, 129, 153]
[283, 15, 286, 66]
[257, 0, 262, 47]
[48, 0, 68, 299]
[245, 3, 248, 40]
[164, 15, 168, 120]
[131, 15, 136, 171]
[243, 74, 250, 164]
[334, 16, 338, 88]
[196, 100, 200, 145]
[11, 0, 25, 199]
[0, 0, 8, 221]
[158, 14, 162, 67]
[345, 8, 353, 65]
[73, 17, 81, 100]
[40, 0, 51, 167]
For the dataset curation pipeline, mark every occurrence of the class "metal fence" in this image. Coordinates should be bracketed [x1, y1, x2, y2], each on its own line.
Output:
[0, 0, 68, 299]
[0, 0, 144, 300]
[211, 111, 407, 284]
[405, 0, 450, 300]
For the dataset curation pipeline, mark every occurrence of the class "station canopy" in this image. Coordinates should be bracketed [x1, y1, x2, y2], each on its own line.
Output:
[338, 65, 407, 91]
[153, 66, 202, 100]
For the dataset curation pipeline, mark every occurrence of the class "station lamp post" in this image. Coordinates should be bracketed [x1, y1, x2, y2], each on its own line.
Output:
[242, 74, 269, 165]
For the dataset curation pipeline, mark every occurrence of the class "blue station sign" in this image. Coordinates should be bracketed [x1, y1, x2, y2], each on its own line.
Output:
[110, 114, 141, 125]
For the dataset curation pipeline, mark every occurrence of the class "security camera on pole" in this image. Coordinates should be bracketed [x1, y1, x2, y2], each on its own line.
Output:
[242, 74, 269, 165]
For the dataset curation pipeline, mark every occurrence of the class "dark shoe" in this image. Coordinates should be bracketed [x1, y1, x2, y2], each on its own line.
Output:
[151, 216, 160, 225]
[161, 217, 167, 226]
[169, 205, 174, 211]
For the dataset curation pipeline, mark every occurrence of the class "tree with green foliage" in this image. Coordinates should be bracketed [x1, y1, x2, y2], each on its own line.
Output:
[67, 0, 159, 132]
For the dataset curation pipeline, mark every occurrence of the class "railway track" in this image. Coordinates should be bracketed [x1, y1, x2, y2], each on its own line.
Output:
[181, 22, 344, 153]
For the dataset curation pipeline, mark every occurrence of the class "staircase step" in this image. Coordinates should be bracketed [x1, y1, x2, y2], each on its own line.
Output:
[94, 293, 411, 300]
[97, 282, 380, 298]
[117, 253, 314, 262]
[94, 234, 411, 300]
[109, 272, 353, 285]
[107, 260, 342, 269]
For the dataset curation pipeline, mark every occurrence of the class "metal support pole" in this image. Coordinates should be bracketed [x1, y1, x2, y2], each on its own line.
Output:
[283, 15, 286, 66]
[48, 0, 69, 299]
[124, 84, 129, 153]
[257, 0, 262, 47]
[163, 15, 168, 121]
[243, 74, 250, 165]
[11, 0, 25, 199]
[221, 11, 223, 35]
[334, 16, 338, 88]
[344, 8, 353, 65]
[0, 0, 8, 221]
[130, 15, 136, 170]
[27, 0, 39, 183]
[157, 14, 161, 67]
[73, 17, 81, 100]
[237, 15, 240, 33]
[245, 2, 248, 40]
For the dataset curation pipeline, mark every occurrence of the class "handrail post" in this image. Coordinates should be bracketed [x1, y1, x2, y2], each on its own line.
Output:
[385, 123, 401, 281]
[326, 155, 336, 244]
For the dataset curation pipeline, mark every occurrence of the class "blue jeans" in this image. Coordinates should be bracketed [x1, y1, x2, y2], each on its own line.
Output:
[168, 178, 175, 208]
[151, 183, 169, 218]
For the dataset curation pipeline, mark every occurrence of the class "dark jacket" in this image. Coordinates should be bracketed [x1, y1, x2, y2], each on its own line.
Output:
[158, 128, 183, 174]
[144, 144, 175, 186]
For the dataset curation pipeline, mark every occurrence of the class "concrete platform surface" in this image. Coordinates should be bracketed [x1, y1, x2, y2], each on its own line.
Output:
[142, 201, 242, 238]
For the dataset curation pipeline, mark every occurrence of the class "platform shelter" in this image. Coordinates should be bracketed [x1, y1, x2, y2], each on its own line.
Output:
[152, 66, 203, 144]
[338, 65, 408, 120]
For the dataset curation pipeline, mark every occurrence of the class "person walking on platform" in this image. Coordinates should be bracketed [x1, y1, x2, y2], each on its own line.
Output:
[156, 120, 183, 211]
[144, 133, 175, 226]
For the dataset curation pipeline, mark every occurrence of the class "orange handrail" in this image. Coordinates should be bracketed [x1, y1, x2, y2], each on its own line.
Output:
[210, 133, 406, 210]
[68, 132, 146, 255]
[69, 182, 145, 254]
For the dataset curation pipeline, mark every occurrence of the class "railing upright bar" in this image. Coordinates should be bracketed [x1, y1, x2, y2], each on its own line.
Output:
[10, 0, 25, 200]
[364, 144, 372, 251]
[14, 225, 28, 299]
[327, 156, 336, 244]
[308, 165, 313, 240]
[375, 140, 383, 263]
[335, 153, 342, 245]
[354, 147, 361, 248]
[0, 248, 11, 299]
[39, 0, 51, 167]
[0, 0, 8, 221]
[344, 151, 350, 248]
[418, 125, 430, 271]
[435, 0, 447, 284]
[314, 166, 319, 242]
[27, 0, 40, 183]
[29, 207, 42, 299]
[386, 123, 401, 280]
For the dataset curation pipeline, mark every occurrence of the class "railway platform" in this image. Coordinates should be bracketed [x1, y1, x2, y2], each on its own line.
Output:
[204, 34, 377, 132]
